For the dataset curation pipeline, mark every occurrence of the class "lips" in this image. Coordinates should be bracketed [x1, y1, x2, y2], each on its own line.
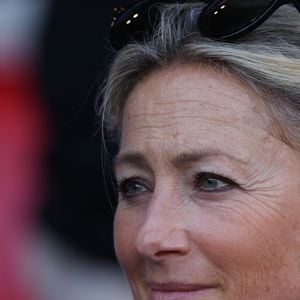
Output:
[149, 282, 218, 300]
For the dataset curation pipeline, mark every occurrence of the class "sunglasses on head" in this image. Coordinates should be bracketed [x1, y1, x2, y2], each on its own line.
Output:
[110, 0, 300, 50]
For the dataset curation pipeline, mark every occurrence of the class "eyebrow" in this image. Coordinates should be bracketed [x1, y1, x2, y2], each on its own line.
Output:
[171, 151, 247, 167]
[114, 150, 248, 171]
[114, 152, 150, 173]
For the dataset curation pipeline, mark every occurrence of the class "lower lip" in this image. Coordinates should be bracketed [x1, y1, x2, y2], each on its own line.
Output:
[151, 288, 214, 300]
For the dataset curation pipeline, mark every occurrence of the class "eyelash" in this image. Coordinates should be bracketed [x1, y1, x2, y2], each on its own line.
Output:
[117, 172, 237, 200]
[117, 177, 150, 199]
[194, 172, 237, 193]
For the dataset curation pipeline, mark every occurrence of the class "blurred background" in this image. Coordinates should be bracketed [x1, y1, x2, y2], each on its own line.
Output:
[0, 0, 131, 299]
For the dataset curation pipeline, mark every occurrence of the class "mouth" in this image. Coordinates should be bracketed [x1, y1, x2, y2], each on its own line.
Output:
[149, 282, 218, 300]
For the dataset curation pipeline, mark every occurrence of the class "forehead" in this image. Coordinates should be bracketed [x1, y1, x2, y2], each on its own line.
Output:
[119, 63, 270, 162]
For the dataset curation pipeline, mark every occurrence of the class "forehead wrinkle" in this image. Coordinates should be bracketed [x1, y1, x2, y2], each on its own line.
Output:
[126, 115, 263, 142]
[125, 67, 268, 128]
[125, 94, 266, 133]
[124, 98, 199, 120]
[128, 123, 183, 133]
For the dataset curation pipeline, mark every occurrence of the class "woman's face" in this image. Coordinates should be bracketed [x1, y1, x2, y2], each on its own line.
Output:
[114, 64, 300, 300]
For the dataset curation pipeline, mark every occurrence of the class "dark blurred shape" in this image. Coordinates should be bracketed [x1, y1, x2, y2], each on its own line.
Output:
[40, 0, 118, 261]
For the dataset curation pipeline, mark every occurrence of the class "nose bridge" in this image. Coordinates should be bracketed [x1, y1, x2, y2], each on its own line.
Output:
[135, 187, 190, 259]
[142, 198, 177, 236]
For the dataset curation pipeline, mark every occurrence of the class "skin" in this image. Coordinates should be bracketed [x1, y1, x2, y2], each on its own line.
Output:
[114, 63, 300, 300]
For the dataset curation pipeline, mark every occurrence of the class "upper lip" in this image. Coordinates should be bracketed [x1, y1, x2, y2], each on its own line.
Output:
[148, 282, 218, 292]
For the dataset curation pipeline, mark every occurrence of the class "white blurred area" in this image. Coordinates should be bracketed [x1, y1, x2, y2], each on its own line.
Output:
[32, 231, 132, 300]
[0, 1, 132, 299]
[0, 0, 51, 59]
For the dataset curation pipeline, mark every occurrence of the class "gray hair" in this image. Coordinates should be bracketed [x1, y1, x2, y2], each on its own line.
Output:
[97, 2, 300, 149]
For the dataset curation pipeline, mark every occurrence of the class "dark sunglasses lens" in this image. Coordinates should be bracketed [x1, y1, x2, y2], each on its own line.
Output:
[200, 0, 272, 38]
[110, 4, 159, 50]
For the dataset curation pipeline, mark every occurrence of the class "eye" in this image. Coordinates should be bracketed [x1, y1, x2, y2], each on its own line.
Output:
[117, 177, 149, 199]
[195, 172, 236, 192]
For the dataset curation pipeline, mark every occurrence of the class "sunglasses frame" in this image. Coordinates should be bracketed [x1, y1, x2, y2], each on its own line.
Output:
[110, 0, 300, 49]
[200, 0, 300, 39]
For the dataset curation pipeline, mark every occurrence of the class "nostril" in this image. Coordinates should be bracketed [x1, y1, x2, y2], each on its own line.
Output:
[155, 250, 184, 257]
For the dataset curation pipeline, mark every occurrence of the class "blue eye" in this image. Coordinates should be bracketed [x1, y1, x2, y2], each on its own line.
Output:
[195, 173, 235, 192]
[117, 178, 148, 198]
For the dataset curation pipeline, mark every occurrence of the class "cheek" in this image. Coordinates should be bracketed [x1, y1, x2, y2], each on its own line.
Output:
[114, 207, 141, 272]
[195, 204, 298, 296]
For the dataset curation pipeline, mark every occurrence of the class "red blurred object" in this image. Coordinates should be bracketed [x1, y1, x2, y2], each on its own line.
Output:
[0, 59, 50, 300]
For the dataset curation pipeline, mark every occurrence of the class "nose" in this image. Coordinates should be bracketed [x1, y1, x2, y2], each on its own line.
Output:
[135, 201, 191, 261]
